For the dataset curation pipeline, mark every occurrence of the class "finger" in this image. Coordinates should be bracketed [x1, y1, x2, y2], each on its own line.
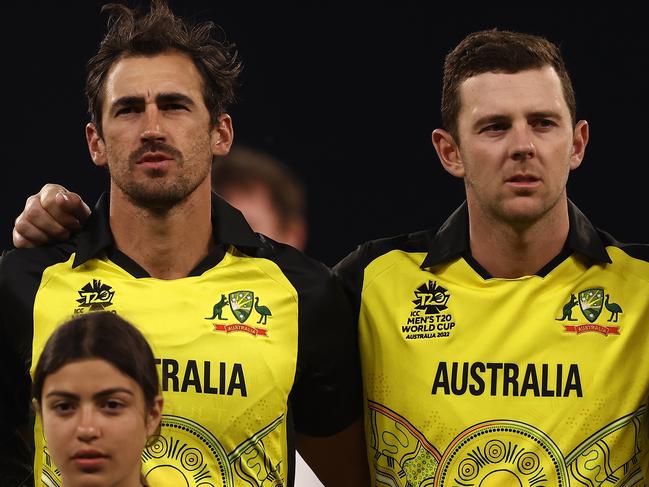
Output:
[56, 191, 91, 223]
[38, 183, 68, 204]
[37, 188, 84, 231]
[12, 219, 68, 248]
[12, 228, 36, 249]
[16, 199, 74, 242]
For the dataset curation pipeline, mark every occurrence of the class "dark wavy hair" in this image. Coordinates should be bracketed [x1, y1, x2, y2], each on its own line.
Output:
[86, 0, 242, 137]
[441, 29, 576, 143]
[32, 312, 160, 413]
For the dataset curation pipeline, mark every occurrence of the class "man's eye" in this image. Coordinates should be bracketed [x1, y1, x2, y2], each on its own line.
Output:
[533, 119, 556, 128]
[481, 123, 508, 133]
[116, 107, 137, 116]
[162, 103, 188, 111]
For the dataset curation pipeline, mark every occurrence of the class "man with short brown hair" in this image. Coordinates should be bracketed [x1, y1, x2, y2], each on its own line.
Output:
[336, 29, 649, 485]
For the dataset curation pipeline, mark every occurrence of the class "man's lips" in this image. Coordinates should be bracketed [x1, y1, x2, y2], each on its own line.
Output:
[137, 152, 174, 165]
[506, 174, 541, 188]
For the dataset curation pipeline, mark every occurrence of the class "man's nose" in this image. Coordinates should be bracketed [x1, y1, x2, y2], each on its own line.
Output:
[140, 106, 166, 143]
[510, 125, 536, 161]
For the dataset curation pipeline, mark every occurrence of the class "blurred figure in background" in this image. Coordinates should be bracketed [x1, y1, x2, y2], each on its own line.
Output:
[213, 145, 308, 251]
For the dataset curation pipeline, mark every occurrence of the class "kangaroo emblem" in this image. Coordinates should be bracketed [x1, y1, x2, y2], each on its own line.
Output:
[205, 294, 229, 320]
[556, 294, 578, 321]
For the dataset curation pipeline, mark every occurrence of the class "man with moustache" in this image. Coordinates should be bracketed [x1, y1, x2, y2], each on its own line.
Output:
[0, 1, 367, 485]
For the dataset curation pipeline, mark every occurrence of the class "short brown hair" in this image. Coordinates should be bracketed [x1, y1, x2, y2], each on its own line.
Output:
[86, 0, 242, 136]
[441, 29, 576, 142]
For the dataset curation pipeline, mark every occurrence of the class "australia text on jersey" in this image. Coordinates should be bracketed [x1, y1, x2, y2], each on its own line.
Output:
[431, 361, 582, 398]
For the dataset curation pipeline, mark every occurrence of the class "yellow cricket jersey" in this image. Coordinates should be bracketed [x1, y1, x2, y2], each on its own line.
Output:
[336, 201, 649, 487]
[0, 193, 361, 487]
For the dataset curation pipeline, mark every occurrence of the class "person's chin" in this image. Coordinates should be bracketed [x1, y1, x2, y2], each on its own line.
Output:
[63, 469, 110, 487]
[125, 183, 188, 210]
[61, 459, 115, 487]
[498, 196, 548, 225]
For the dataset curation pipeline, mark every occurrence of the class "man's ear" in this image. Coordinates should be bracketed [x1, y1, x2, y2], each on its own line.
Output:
[569, 120, 589, 171]
[86, 123, 108, 167]
[432, 129, 465, 178]
[211, 114, 234, 156]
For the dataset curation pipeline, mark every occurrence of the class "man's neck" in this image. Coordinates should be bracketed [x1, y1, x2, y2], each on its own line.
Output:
[468, 199, 569, 279]
[109, 182, 214, 280]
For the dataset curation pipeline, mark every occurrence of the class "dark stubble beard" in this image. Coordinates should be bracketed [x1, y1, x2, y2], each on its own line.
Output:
[112, 141, 210, 212]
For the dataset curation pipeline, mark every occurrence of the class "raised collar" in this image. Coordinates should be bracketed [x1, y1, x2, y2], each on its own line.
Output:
[420, 200, 612, 272]
[72, 191, 262, 269]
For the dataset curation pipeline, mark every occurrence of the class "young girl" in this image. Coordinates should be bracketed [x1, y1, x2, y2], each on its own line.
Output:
[32, 312, 163, 487]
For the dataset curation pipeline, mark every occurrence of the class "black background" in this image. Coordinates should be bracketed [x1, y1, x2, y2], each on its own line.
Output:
[3, 3, 647, 266]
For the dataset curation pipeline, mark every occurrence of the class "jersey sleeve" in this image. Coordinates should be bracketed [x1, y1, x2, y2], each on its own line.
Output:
[290, 263, 363, 437]
[333, 243, 370, 324]
[0, 251, 35, 486]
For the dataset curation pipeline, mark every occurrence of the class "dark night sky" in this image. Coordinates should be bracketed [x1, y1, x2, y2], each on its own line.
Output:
[3, 3, 647, 266]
